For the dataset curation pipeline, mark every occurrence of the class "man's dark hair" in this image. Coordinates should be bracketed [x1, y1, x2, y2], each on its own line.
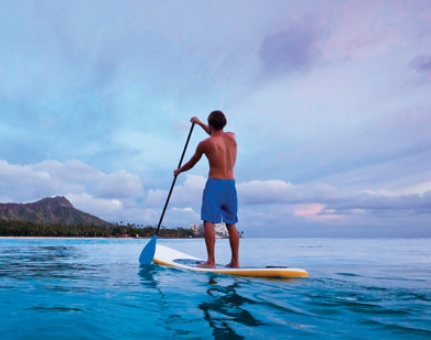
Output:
[207, 110, 227, 130]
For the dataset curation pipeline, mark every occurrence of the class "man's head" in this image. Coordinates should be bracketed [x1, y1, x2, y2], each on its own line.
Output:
[207, 110, 227, 131]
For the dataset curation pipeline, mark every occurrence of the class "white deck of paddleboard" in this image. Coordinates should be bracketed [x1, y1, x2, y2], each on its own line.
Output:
[153, 244, 308, 278]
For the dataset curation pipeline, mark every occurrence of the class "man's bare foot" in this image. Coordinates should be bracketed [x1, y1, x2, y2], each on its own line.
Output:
[225, 262, 240, 268]
[196, 261, 216, 269]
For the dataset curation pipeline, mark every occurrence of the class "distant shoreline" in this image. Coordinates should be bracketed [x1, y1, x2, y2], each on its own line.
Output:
[0, 236, 142, 239]
[0, 236, 203, 239]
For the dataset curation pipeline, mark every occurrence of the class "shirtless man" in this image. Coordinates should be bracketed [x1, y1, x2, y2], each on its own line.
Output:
[174, 110, 240, 268]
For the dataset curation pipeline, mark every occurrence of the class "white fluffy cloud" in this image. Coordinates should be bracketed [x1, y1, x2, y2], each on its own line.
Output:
[166, 175, 431, 236]
[1, 160, 430, 236]
[0, 159, 144, 223]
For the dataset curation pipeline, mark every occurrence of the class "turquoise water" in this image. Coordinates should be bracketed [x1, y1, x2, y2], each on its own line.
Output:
[1, 238, 430, 339]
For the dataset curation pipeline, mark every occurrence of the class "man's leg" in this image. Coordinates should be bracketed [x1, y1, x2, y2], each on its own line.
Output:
[197, 221, 216, 268]
[226, 224, 240, 268]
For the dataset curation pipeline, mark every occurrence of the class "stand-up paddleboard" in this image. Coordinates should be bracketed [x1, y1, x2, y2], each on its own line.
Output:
[153, 244, 308, 278]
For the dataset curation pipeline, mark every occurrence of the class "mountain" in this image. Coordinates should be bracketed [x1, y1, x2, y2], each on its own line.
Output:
[0, 196, 110, 227]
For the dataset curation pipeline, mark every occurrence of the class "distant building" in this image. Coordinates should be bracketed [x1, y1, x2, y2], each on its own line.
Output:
[190, 222, 228, 238]
[190, 223, 203, 236]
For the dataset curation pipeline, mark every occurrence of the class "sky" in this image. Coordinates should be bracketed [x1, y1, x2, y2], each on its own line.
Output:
[1, 0, 430, 237]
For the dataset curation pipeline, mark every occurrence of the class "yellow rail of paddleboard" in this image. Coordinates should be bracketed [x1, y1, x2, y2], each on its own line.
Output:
[153, 258, 308, 278]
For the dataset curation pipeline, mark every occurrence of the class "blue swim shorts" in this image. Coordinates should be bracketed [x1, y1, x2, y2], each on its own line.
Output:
[201, 179, 238, 224]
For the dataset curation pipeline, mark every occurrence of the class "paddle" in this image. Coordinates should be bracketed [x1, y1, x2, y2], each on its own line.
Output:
[139, 123, 195, 264]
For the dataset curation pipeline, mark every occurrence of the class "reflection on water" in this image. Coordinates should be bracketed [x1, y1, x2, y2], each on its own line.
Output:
[138, 265, 163, 290]
[199, 276, 261, 339]
[137, 266, 262, 339]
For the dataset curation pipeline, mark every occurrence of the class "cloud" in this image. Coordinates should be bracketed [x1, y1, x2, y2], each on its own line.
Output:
[259, 18, 324, 76]
[162, 176, 431, 236]
[238, 180, 347, 206]
[1, 159, 430, 236]
[334, 190, 431, 213]
[242, 178, 431, 214]
[239, 180, 293, 204]
[66, 193, 123, 223]
[240, 179, 431, 236]
[170, 175, 207, 206]
[0, 159, 144, 222]
[410, 54, 431, 78]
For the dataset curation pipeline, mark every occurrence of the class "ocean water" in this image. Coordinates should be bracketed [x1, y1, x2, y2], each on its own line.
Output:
[0, 238, 430, 339]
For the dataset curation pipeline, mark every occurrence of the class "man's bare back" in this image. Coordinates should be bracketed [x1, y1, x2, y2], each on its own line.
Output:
[173, 118, 237, 180]
[197, 131, 237, 180]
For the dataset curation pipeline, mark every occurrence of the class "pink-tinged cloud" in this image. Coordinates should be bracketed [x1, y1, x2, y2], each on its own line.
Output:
[321, 1, 403, 61]
[294, 203, 344, 221]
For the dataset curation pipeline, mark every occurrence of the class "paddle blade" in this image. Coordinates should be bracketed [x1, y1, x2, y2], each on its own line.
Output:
[139, 234, 157, 265]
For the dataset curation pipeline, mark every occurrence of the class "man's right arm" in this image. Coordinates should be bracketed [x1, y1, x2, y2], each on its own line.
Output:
[174, 142, 204, 176]
[191, 117, 211, 135]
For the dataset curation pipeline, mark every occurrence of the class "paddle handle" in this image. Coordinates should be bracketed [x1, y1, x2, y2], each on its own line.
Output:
[155, 123, 195, 235]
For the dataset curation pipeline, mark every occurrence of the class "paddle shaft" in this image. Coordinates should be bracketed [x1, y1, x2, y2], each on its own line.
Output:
[155, 123, 195, 235]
